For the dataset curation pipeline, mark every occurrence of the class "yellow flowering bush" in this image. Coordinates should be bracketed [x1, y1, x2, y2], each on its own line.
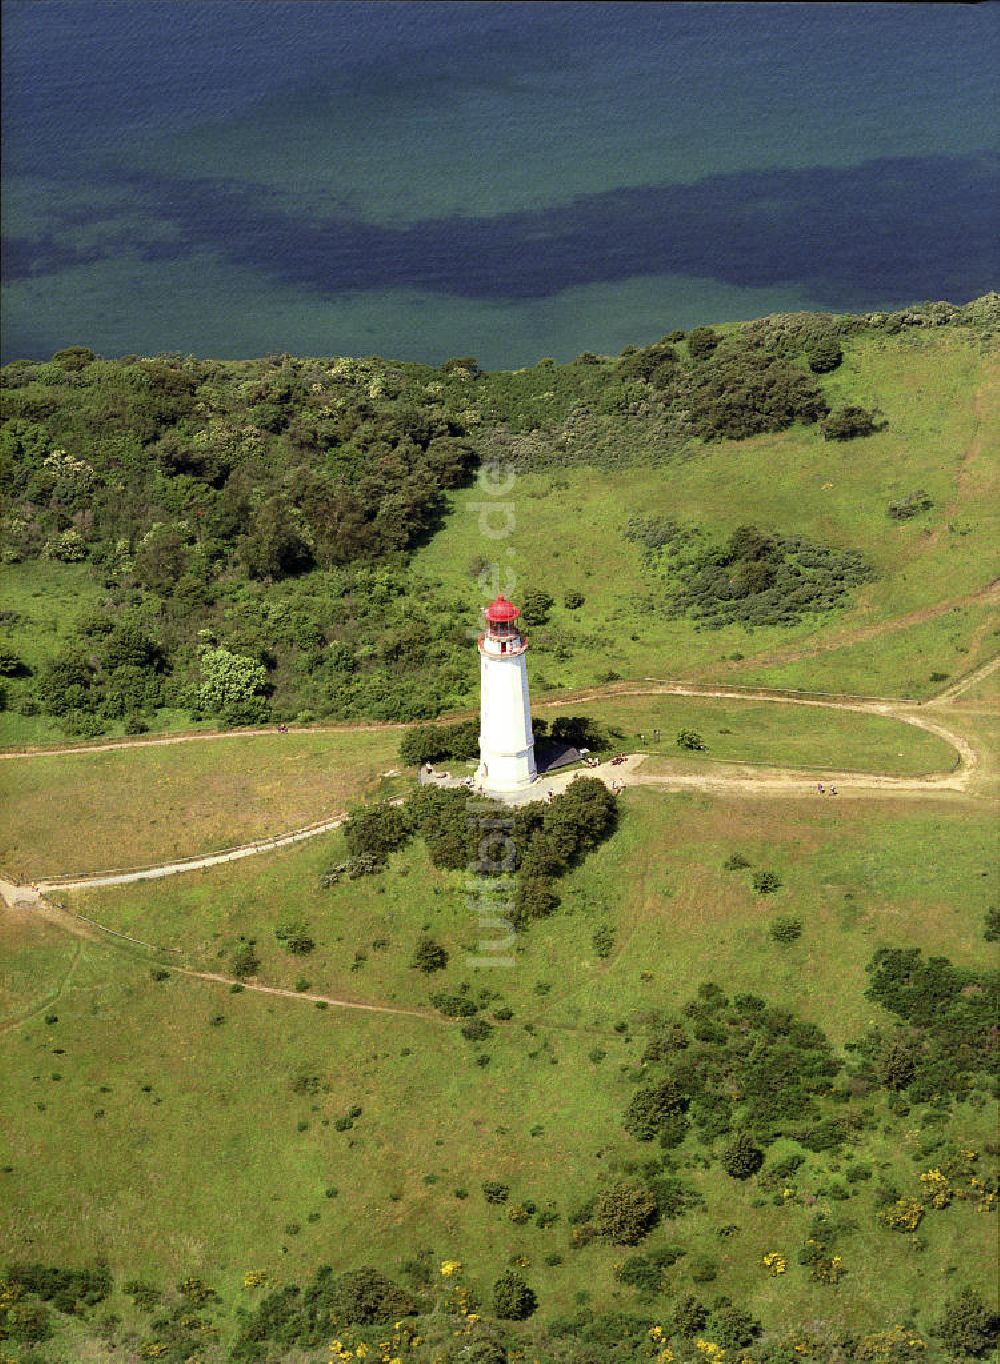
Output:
[696, 1341, 727, 1362]
[762, 1251, 787, 1276]
[919, 1168, 952, 1209]
[242, 1269, 269, 1289]
[440, 1260, 463, 1278]
[855, 1324, 928, 1360]
[878, 1198, 924, 1232]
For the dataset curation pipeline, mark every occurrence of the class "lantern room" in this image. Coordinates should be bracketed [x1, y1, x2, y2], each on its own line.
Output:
[479, 593, 527, 657]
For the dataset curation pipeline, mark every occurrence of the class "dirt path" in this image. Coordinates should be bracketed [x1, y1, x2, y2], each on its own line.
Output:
[719, 579, 999, 676]
[930, 653, 1000, 704]
[0, 880, 444, 1026]
[5, 680, 990, 893]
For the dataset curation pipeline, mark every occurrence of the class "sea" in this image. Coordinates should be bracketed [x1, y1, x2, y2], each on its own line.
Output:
[2, 0, 997, 368]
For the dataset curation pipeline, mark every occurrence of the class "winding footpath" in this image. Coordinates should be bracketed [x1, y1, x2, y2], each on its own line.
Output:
[1, 657, 996, 1026]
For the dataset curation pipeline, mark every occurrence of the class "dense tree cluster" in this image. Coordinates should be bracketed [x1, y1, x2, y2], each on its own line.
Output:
[626, 518, 874, 628]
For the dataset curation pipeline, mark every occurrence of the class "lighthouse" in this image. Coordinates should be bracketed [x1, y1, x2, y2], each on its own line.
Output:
[477, 594, 537, 794]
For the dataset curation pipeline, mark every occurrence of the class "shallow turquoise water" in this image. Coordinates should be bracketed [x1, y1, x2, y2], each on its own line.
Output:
[2, 1, 997, 366]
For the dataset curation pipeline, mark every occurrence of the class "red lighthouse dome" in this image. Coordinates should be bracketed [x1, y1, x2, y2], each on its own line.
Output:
[484, 594, 520, 623]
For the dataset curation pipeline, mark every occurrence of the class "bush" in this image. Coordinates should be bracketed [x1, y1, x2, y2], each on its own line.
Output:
[482, 1180, 510, 1204]
[327, 1266, 415, 1325]
[676, 729, 705, 751]
[821, 405, 880, 440]
[563, 591, 586, 609]
[709, 1302, 761, 1349]
[932, 1289, 999, 1358]
[410, 936, 448, 973]
[492, 1270, 537, 1320]
[687, 326, 720, 360]
[887, 488, 933, 520]
[520, 589, 554, 626]
[593, 1182, 659, 1244]
[514, 877, 560, 925]
[274, 921, 314, 955]
[623, 1080, 687, 1142]
[722, 1133, 765, 1179]
[430, 991, 479, 1018]
[343, 800, 412, 867]
[230, 941, 260, 978]
[806, 337, 843, 372]
[461, 1018, 494, 1042]
[592, 924, 616, 958]
[769, 916, 803, 944]
[399, 719, 479, 767]
[751, 870, 781, 895]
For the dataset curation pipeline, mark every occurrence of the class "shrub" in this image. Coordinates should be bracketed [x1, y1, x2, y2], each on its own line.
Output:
[343, 800, 412, 867]
[676, 729, 706, 750]
[592, 924, 616, 958]
[769, 916, 803, 944]
[709, 1302, 761, 1349]
[520, 589, 554, 626]
[751, 870, 781, 895]
[887, 488, 933, 520]
[806, 337, 844, 372]
[492, 1270, 537, 1320]
[670, 1294, 709, 1337]
[932, 1289, 999, 1359]
[593, 1182, 659, 1244]
[430, 991, 479, 1018]
[563, 591, 586, 609]
[687, 326, 720, 359]
[482, 1181, 510, 1204]
[327, 1266, 415, 1325]
[515, 877, 561, 925]
[623, 1080, 687, 1142]
[821, 405, 880, 440]
[461, 1018, 494, 1043]
[230, 940, 260, 978]
[722, 1133, 765, 1179]
[724, 852, 751, 871]
[410, 936, 448, 973]
[615, 1254, 664, 1296]
[274, 921, 314, 955]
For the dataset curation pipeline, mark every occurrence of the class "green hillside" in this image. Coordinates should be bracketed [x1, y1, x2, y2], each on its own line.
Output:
[1, 301, 997, 1364]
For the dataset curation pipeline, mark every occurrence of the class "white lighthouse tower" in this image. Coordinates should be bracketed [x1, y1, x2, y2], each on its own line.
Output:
[477, 593, 537, 795]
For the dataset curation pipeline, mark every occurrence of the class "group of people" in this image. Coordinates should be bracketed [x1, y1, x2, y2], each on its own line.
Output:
[817, 782, 838, 796]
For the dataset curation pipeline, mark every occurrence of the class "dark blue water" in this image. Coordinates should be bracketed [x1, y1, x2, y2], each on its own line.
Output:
[2, 1, 997, 367]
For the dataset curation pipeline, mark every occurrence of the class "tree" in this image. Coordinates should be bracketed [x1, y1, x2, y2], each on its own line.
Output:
[722, 1133, 764, 1179]
[237, 496, 314, 579]
[932, 1289, 999, 1358]
[327, 1267, 415, 1325]
[821, 405, 880, 440]
[687, 326, 720, 360]
[520, 589, 554, 626]
[513, 877, 560, 925]
[676, 729, 705, 751]
[593, 1182, 659, 1244]
[623, 1080, 687, 1142]
[491, 1271, 537, 1320]
[344, 800, 412, 866]
[198, 647, 268, 725]
[0, 648, 29, 677]
[230, 941, 260, 979]
[807, 337, 843, 373]
[410, 937, 448, 973]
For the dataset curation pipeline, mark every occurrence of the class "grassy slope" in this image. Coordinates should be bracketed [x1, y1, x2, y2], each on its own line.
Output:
[0, 698, 956, 880]
[0, 728, 401, 879]
[412, 330, 998, 700]
[2, 790, 996, 1347]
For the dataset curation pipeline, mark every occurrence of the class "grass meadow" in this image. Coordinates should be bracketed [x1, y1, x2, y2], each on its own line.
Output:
[2, 785, 996, 1353]
[412, 330, 998, 700]
[0, 695, 956, 881]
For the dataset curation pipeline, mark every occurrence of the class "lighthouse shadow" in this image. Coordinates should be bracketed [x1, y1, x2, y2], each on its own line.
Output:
[534, 740, 583, 774]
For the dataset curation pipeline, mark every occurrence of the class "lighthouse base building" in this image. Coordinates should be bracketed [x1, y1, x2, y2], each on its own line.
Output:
[476, 594, 537, 795]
